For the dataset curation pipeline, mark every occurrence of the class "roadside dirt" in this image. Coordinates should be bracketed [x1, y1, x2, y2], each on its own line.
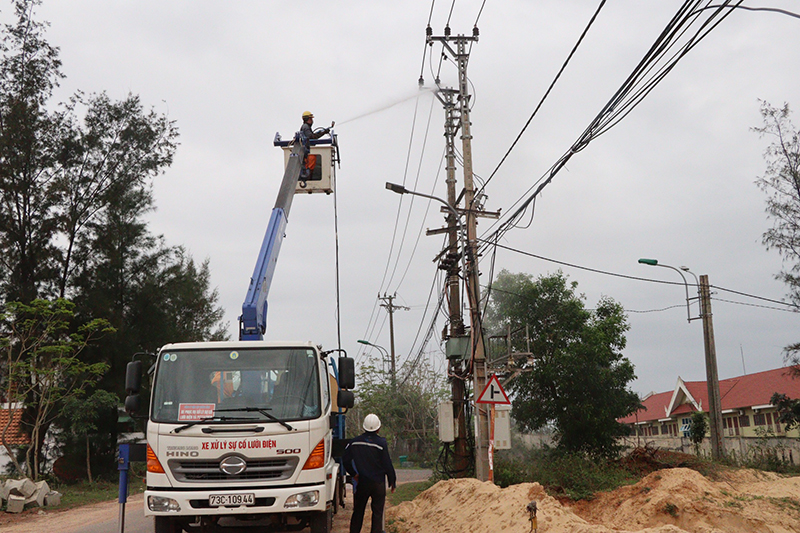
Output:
[387, 468, 800, 533]
[0, 494, 145, 533]
[0, 469, 431, 533]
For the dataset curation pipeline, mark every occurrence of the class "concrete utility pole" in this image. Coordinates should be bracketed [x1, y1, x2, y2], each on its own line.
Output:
[699, 275, 725, 460]
[428, 26, 493, 481]
[379, 293, 409, 389]
[430, 86, 470, 476]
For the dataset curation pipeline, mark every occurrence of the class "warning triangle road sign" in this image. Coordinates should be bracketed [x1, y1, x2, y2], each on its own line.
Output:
[476, 374, 510, 405]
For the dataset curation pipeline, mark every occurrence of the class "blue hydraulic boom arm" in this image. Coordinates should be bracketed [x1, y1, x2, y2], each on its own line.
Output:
[239, 132, 336, 341]
[239, 141, 305, 341]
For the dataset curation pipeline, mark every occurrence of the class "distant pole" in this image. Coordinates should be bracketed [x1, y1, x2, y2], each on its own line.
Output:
[740, 344, 747, 375]
[699, 275, 725, 460]
[379, 294, 409, 389]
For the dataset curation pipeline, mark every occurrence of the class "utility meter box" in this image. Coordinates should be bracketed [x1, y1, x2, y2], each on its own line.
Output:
[494, 403, 512, 450]
[282, 144, 334, 195]
[438, 401, 455, 442]
[446, 336, 470, 360]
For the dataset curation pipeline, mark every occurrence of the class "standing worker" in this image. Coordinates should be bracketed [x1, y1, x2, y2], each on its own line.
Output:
[343, 414, 396, 533]
[298, 111, 334, 179]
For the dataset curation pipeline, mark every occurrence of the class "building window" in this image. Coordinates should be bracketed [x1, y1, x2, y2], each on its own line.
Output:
[738, 414, 750, 427]
[753, 412, 766, 426]
[661, 424, 669, 435]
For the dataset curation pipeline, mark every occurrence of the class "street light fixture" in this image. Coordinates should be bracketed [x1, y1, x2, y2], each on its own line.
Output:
[386, 180, 467, 288]
[357, 339, 389, 372]
[638, 258, 724, 460]
[638, 258, 697, 323]
[385, 182, 460, 219]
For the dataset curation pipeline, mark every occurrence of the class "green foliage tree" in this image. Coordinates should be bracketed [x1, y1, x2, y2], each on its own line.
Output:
[754, 101, 800, 373]
[0, 298, 113, 479]
[485, 270, 640, 457]
[0, 1, 180, 304]
[62, 389, 118, 483]
[688, 411, 708, 455]
[52, 91, 178, 299]
[0, 0, 64, 302]
[350, 358, 447, 464]
[770, 392, 800, 434]
[0, 1, 227, 477]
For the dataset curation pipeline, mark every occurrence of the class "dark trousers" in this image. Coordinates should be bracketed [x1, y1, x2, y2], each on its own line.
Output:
[349, 477, 386, 533]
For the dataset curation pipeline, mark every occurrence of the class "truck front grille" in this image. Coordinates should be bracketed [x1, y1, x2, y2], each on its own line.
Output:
[169, 457, 299, 482]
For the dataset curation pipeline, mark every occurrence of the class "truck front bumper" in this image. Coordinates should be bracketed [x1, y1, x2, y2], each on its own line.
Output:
[144, 483, 328, 517]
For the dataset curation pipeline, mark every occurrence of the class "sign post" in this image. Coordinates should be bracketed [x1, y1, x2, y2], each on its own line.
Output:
[475, 374, 510, 483]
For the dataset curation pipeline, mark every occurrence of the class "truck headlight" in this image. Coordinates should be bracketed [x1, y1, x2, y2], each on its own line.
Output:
[148, 495, 181, 512]
[284, 490, 319, 508]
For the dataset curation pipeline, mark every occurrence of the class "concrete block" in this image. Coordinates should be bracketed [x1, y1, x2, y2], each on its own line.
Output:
[6, 494, 26, 513]
[34, 481, 50, 507]
[7, 478, 36, 498]
[44, 491, 61, 507]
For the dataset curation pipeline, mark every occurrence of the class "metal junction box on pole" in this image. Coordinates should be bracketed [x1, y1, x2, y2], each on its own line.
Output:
[493, 404, 511, 450]
[445, 336, 470, 360]
[438, 400, 456, 442]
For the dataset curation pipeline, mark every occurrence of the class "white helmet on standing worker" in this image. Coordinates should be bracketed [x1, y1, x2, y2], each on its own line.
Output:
[363, 413, 381, 432]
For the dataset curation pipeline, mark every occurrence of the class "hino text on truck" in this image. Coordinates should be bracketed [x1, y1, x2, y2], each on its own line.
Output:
[124, 123, 355, 533]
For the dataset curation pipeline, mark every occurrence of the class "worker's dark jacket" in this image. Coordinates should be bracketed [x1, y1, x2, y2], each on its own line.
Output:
[342, 431, 397, 488]
[300, 122, 328, 143]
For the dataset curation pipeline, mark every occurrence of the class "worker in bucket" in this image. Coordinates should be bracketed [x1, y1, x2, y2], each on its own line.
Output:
[299, 111, 334, 180]
[343, 413, 396, 533]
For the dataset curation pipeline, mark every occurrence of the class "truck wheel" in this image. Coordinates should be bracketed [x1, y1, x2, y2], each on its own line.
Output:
[154, 516, 182, 533]
[310, 505, 333, 533]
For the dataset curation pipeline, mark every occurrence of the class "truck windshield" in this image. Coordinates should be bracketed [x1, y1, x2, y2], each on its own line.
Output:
[151, 347, 320, 424]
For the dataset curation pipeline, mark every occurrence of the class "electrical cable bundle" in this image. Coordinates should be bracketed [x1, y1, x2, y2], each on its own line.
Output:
[479, 0, 745, 254]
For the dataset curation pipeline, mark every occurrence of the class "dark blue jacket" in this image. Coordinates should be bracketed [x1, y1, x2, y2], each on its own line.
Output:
[342, 431, 396, 488]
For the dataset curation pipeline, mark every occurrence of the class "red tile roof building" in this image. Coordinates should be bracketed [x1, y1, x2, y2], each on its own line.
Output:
[620, 366, 800, 439]
[0, 407, 30, 446]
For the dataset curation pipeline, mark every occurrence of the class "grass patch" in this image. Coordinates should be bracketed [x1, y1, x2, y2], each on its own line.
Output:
[494, 447, 637, 501]
[662, 502, 679, 517]
[51, 477, 145, 510]
[58, 478, 143, 508]
[388, 480, 435, 506]
[768, 496, 800, 515]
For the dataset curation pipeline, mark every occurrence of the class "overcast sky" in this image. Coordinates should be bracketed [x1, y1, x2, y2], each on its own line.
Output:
[13, 0, 800, 396]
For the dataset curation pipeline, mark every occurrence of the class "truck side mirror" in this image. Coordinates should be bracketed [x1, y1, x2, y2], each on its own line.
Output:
[337, 390, 354, 409]
[126, 360, 142, 394]
[125, 360, 143, 415]
[338, 357, 355, 390]
[125, 394, 141, 415]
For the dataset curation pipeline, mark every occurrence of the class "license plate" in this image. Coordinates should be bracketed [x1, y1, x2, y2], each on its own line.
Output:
[209, 493, 255, 507]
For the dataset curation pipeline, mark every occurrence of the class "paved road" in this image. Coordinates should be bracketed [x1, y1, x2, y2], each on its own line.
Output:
[6, 469, 432, 533]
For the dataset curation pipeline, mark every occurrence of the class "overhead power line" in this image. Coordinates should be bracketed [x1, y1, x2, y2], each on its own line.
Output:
[476, 0, 608, 198]
[481, 239, 800, 311]
[480, 1, 745, 246]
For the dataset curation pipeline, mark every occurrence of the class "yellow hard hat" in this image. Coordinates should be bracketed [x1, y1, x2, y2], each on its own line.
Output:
[302, 111, 314, 119]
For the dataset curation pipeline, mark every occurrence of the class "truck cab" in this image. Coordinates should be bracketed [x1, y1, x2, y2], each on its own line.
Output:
[139, 341, 351, 533]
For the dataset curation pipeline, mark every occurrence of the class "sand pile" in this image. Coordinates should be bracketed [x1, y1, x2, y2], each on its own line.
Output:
[387, 468, 800, 533]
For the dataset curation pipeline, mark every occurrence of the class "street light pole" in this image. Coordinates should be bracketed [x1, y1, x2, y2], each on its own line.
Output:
[639, 258, 725, 460]
[357, 339, 390, 376]
[386, 180, 472, 476]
